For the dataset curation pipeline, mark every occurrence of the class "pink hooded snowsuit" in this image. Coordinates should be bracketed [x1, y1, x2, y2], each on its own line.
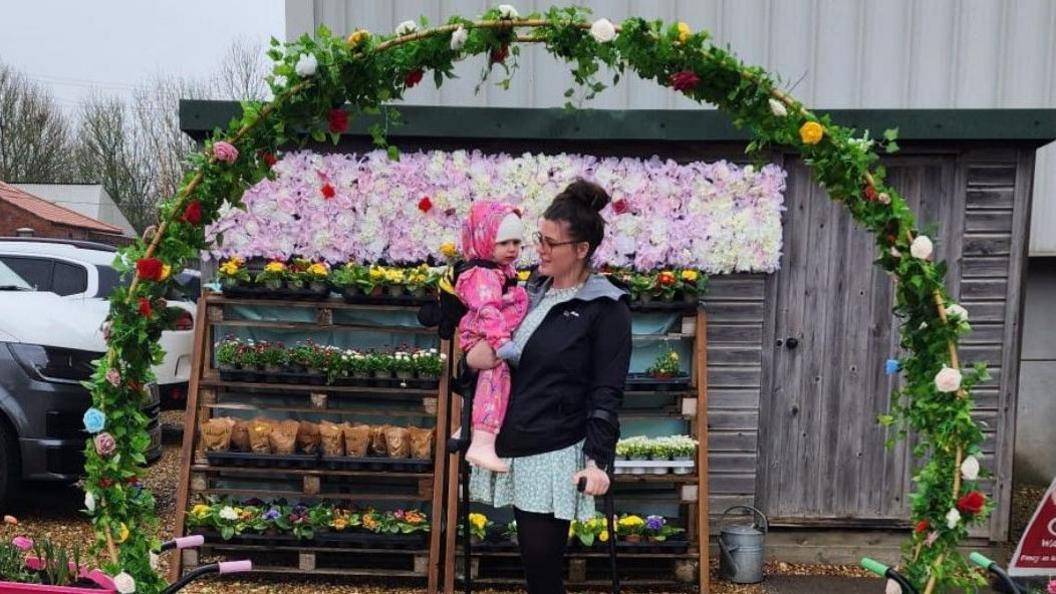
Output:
[455, 201, 529, 433]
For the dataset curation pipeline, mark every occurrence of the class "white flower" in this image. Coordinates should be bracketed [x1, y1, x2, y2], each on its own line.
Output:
[219, 506, 238, 521]
[889, 246, 901, 258]
[590, 18, 617, 43]
[114, 572, 136, 594]
[945, 303, 969, 323]
[396, 20, 418, 36]
[84, 491, 95, 513]
[934, 366, 962, 393]
[878, 192, 891, 205]
[497, 4, 518, 19]
[149, 552, 160, 571]
[450, 26, 468, 51]
[272, 74, 288, 88]
[910, 235, 933, 260]
[768, 98, 788, 117]
[294, 53, 318, 77]
[885, 579, 902, 594]
[960, 455, 980, 481]
[945, 507, 961, 529]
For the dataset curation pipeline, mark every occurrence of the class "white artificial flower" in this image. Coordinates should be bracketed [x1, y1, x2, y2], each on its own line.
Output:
[934, 366, 962, 393]
[945, 507, 961, 529]
[396, 20, 418, 36]
[450, 26, 468, 51]
[878, 192, 891, 205]
[294, 53, 318, 77]
[960, 455, 980, 481]
[219, 506, 238, 521]
[272, 75, 288, 88]
[114, 572, 136, 594]
[910, 235, 933, 260]
[889, 246, 901, 257]
[84, 491, 96, 513]
[885, 579, 902, 594]
[945, 303, 969, 323]
[497, 4, 518, 18]
[149, 552, 160, 571]
[768, 98, 788, 117]
[590, 18, 617, 43]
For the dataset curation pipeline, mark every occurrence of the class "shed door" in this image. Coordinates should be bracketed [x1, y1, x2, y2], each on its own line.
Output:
[757, 157, 959, 523]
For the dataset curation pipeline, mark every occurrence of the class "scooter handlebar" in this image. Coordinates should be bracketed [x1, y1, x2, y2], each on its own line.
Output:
[969, 552, 994, 569]
[174, 535, 204, 550]
[218, 560, 252, 575]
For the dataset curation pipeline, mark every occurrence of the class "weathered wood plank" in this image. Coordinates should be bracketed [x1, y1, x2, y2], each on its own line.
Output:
[959, 279, 1009, 301]
[708, 453, 757, 473]
[965, 188, 1014, 210]
[708, 366, 761, 388]
[703, 275, 766, 301]
[969, 389, 1000, 409]
[700, 301, 765, 323]
[963, 234, 1012, 257]
[961, 257, 1010, 278]
[707, 323, 763, 344]
[708, 431, 757, 452]
[959, 345, 1004, 367]
[706, 346, 761, 366]
[965, 210, 1014, 233]
[708, 388, 760, 409]
[960, 323, 1006, 344]
[709, 474, 755, 495]
[956, 301, 1006, 322]
[965, 166, 1017, 187]
[707, 410, 759, 431]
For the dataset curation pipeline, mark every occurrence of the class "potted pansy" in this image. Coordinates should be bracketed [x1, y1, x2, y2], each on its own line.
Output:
[236, 340, 264, 377]
[404, 265, 430, 299]
[571, 515, 610, 547]
[286, 504, 314, 540]
[655, 270, 680, 302]
[646, 350, 681, 380]
[392, 509, 429, 535]
[285, 259, 310, 290]
[616, 514, 646, 543]
[364, 266, 386, 297]
[643, 515, 684, 544]
[255, 260, 287, 291]
[383, 267, 407, 297]
[217, 257, 250, 291]
[679, 269, 707, 303]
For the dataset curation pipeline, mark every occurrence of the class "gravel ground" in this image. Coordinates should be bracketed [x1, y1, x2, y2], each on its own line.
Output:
[1, 420, 880, 594]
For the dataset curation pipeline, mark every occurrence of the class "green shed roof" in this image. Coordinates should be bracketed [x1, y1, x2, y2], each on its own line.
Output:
[179, 100, 1056, 145]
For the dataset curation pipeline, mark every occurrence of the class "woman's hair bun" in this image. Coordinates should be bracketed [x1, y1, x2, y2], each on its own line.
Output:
[561, 179, 610, 213]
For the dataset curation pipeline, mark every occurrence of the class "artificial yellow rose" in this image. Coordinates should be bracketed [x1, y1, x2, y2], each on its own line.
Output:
[264, 261, 285, 273]
[117, 523, 130, 543]
[799, 121, 824, 145]
[517, 270, 530, 282]
[681, 269, 699, 282]
[439, 242, 458, 258]
[469, 513, 487, 530]
[676, 22, 691, 44]
[160, 264, 172, 281]
[346, 29, 370, 46]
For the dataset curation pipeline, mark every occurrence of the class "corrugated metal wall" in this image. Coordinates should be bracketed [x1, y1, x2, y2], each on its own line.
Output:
[286, 0, 1056, 255]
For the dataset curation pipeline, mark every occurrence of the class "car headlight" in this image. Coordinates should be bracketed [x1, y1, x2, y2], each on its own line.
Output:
[7, 343, 103, 384]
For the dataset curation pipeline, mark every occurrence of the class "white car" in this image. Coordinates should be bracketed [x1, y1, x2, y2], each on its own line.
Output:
[0, 238, 196, 409]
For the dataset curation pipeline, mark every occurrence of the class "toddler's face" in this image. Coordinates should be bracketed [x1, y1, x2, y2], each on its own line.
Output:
[492, 239, 522, 266]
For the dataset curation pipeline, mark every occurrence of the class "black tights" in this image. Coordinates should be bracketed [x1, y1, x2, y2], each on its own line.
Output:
[514, 507, 570, 594]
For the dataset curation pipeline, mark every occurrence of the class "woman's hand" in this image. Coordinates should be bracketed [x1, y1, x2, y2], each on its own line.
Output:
[466, 341, 501, 370]
[572, 461, 610, 496]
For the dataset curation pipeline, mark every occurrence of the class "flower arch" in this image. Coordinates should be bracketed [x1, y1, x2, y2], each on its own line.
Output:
[87, 6, 988, 593]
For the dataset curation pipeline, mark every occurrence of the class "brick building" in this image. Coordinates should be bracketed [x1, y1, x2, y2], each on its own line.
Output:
[0, 181, 129, 245]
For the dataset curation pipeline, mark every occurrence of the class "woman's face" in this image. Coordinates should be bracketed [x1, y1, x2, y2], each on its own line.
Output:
[535, 218, 589, 278]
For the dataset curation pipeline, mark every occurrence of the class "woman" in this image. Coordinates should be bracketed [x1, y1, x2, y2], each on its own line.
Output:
[467, 179, 632, 594]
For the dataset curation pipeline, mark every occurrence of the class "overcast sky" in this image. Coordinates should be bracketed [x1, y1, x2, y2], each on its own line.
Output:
[0, 0, 284, 109]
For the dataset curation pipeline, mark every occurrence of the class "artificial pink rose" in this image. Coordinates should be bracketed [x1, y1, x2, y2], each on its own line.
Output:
[934, 366, 962, 393]
[105, 368, 121, 387]
[94, 432, 117, 457]
[213, 141, 239, 164]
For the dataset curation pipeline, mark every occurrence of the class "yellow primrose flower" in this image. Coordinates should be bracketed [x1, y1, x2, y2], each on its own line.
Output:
[264, 261, 285, 273]
[117, 523, 130, 543]
[799, 121, 824, 145]
[160, 264, 172, 280]
[676, 22, 691, 44]
[439, 242, 458, 258]
[333, 517, 348, 531]
[469, 513, 487, 530]
[681, 269, 699, 282]
[307, 263, 329, 277]
[346, 29, 370, 46]
[369, 266, 385, 280]
[599, 530, 610, 542]
[670, 352, 679, 361]
[219, 261, 240, 275]
[191, 504, 210, 518]
[517, 270, 530, 282]
[618, 515, 644, 527]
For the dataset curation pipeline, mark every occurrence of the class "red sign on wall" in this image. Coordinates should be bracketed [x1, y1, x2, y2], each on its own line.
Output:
[1010, 477, 1056, 576]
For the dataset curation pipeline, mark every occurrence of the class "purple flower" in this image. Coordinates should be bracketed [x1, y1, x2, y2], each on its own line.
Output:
[645, 515, 666, 531]
[94, 432, 117, 457]
[263, 508, 280, 521]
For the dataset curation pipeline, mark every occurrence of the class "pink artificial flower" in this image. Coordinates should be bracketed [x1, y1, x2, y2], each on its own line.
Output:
[105, 368, 121, 387]
[1046, 579, 1056, 594]
[94, 432, 117, 457]
[213, 141, 239, 164]
[12, 536, 33, 551]
[924, 531, 939, 547]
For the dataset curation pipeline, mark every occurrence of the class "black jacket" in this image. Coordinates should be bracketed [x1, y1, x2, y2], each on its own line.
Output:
[494, 274, 632, 467]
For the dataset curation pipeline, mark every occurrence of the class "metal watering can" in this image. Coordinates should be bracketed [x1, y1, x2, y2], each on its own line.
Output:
[718, 505, 768, 584]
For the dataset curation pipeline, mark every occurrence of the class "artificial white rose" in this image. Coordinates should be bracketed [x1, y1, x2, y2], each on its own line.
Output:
[945, 303, 969, 323]
[945, 507, 961, 529]
[219, 506, 238, 521]
[84, 491, 95, 513]
[878, 192, 891, 205]
[294, 53, 318, 77]
[934, 366, 962, 393]
[910, 235, 933, 260]
[450, 26, 468, 51]
[960, 455, 980, 481]
[497, 4, 518, 18]
[590, 18, 617, 43]
[395, 20, 418, 36]
[768, 98, 788, 117]
[114, 572, 136, 594]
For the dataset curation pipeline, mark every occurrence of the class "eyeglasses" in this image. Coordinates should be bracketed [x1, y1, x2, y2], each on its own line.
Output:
[533, 232, 581, 251]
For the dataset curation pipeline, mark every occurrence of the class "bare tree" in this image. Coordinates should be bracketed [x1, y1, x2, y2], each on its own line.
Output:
[210, 38, 271, 102]
[0, 63, 77, 182]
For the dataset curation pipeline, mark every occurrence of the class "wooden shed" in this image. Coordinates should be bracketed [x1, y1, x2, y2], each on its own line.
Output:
[181, 101, 1056, 557]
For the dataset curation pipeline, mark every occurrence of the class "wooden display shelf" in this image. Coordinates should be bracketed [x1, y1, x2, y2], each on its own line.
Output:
[191, 464, 433, 479]
[184, 543, 429, 577]
[199, 375, 438, 395]
[199, 488, 434, 501]
[207, 294, 426, 311]
[202, 402, 436, 418]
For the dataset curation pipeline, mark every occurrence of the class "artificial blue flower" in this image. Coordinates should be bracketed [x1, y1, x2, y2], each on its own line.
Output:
[83, 408, 106, 434]
[885, 359, 901, 375]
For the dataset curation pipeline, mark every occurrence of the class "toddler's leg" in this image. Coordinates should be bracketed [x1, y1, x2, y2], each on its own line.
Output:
[466, 362, 511, 473]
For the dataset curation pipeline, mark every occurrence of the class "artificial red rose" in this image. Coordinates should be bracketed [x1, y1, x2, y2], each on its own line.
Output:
[405, 69, 424, 88]
[669, 70, 701, 92]
[418, 196, 433, 213]
[321, 183, 336, 199]
[98, 477, 114, 488]
[135, 258, 164, 282]
[490, 45, 509, 65]
[262, 152, 278, 168]
[612, 199, 629, 215]
[864, 184, 878, 202]
[328, 109, 348, 134]
[180, 200, 202, 225]
[138, 297, 152, 317]
[956, 491, 986, 515]
[914, 520, 929, 534]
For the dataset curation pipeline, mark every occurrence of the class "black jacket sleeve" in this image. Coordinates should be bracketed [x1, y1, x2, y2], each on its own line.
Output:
[583, 299, 632, 468]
